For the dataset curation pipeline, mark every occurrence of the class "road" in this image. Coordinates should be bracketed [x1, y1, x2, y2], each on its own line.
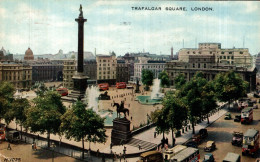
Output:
[198, 98, 260, 162]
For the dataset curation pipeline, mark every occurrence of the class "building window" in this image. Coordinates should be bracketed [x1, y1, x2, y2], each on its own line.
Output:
[240, 51, 243, 54]
[204, 64, 206, 68]
[193, 64, 195, 68]
[224, 56, 226, 59]
[198, 63, 200, 68]
[187, 51, 190, 54]
[229, 52, 232, 54]
[221, 52, 224, 54]
[210, 51, 212, 54]
[193, 51, 195, 54]
[220, 56, 222, 59]
[227, 56, 230, 59]
[231, 56, 234, 59]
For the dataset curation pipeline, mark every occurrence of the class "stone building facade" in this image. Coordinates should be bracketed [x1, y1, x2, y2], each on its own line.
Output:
[165, 54, 257, 91]
[116, 60, 130, 83]
[178, 43, 252, 68]
[63, 60, 76, 89]
[134, 58, 166, 82]
[0, 62, 32, 89]
[96, 53, 117, 85]
[84, 59, 97, 81]
[30, 59, 63, 84]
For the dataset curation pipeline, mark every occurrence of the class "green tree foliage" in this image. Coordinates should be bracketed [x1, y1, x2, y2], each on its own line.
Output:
[60, 101, 107, 159]
[163, 92, 187, 146]
[34, 82, 48, 97]
[0, 82, 15, 120]
[25, 91, 66, 147]
[158, 71, 170, 88]
[174, 73, 186, 90]
[5, 98, 30, 139]
[201, 81, 217, 124]
[154, 108, 170, 140]
[213, 70, 248, 107]
[141, 69, 154, 90]
[181, 72, 208, 134]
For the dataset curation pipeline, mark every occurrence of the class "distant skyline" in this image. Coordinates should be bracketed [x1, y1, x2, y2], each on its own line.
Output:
[0, 0, 260, 55]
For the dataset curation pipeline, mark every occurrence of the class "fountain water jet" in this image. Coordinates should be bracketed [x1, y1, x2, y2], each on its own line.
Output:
[85, 85, 100, 113]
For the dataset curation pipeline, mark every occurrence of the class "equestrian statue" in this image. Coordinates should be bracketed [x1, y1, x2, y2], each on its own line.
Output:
[113, 101, 129, 118]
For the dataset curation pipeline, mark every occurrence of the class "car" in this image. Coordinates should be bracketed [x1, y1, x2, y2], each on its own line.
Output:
[204, 141, 216, 152]
[224, 113, 232, 120]
[234, 115, 241, 122]
[5, 130, 20, 143]
[203, 153, 215, 162]
[231, 132, 243, 146]
[199, 129, 208, 139]
[185, 141, 198, 148]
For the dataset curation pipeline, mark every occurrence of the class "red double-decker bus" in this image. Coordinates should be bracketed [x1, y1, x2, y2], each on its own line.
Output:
[98, 83, 109, 91]
[56, 88, 68, 96]
[241, 107, 253, 124]
[242, 129, 259, 157]
[116, 82, 126, 89]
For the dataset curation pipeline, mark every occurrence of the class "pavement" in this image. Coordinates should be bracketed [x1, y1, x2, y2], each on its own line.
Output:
[103, 103, 228, 156]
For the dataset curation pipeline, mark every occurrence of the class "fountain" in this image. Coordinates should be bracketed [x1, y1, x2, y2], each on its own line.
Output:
[136, 78, 164, 105]
[85, 86, 117, 127]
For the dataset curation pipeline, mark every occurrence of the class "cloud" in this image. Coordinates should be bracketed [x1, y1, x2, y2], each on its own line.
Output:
[0, 7, 6, 18]
[236, 1, 260, 13]
[96, 23, 130, 32]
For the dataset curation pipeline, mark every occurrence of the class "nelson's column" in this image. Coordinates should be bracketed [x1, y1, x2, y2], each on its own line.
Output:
[63, 4, 89, 101]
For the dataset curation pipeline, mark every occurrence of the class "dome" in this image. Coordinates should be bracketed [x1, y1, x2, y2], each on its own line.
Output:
[24, 47, 34, 60]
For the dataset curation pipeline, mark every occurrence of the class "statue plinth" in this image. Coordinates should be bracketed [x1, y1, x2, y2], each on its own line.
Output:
[111, 118, 132, 145]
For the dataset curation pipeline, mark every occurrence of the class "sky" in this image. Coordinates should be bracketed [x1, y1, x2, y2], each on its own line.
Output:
[0, 0, 260, 56]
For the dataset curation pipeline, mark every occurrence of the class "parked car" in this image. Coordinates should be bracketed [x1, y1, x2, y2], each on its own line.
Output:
[199, 129, 208, 138]
[204, 141, 216, 152]
[203, 153, 215, 162]
[231, 132, 243, 146]
[5, 130, 20, 143]
[185, 141, 198, 148]
[224, 113, 232, 120]
[234, 115, 241, 122]
[192, 128, 208, 144]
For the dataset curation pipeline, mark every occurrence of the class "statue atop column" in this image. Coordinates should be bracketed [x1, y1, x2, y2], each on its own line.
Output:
[79, 4, 83, 17]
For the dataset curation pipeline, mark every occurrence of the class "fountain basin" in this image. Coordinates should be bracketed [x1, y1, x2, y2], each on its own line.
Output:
[99, 110, 118, 127]
[136, 96, 162, 105]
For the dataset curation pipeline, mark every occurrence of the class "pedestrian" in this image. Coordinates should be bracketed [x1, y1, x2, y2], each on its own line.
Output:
[32, 143, 34, 150]
[97, 149, 99, 157]
[7, 143, 11, 150]
[102, 154, 105, 162]
[131, 116, 132, 120]
[138, 143, 141, 150]
[34, 142, 37, 150]
[110, 142, 113, 149]
[154, 131, 157, 138]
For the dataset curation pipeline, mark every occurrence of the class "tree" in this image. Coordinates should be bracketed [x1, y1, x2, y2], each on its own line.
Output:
[5, 98, 30, 139]
[60, 100, 107, 159]
[25, 91, 66, 147]
[158, 71, 170, 88]
[34, 82, 48, 97]
[180, 72, 207, 134]
[141, 69, 154, 91]
[201, 81, 217, 124]
[0, 82, 15, 121]
[163, 92, 187, 146]
[174, 73, 186, 90]
[153, 107, 170, 141]
[213, 70, 248, 108]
